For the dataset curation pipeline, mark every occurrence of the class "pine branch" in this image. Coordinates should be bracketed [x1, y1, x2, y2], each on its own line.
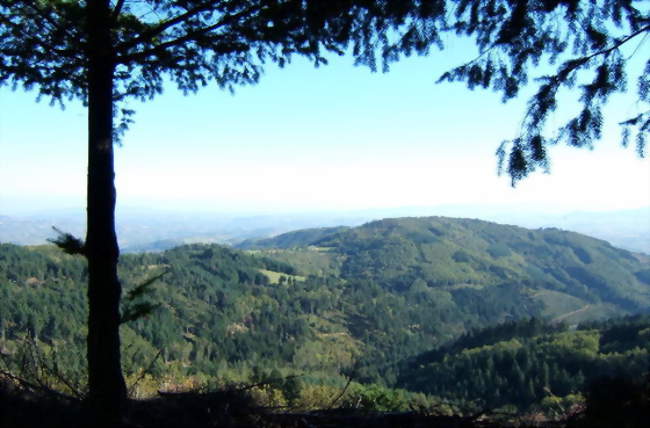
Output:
[120, 270, 166, 324]
[115, 1, 220, 55]
[48, 227, 86, 256]
[512, 24, 650, 159]
[559, 24, 650, 78]
[22, 0, 79, 46]
[116, 3, 263, 65]
[0, 13, 79, 61]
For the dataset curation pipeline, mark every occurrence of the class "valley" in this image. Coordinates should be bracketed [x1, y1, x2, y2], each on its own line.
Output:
[1, 216, 649, 415]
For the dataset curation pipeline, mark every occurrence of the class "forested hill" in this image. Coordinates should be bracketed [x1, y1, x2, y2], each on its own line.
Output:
[253, 216, 650, 323]
[236, 226, 349, 250]
[396, 315, 650, 412]
[1, 216, 649, 404]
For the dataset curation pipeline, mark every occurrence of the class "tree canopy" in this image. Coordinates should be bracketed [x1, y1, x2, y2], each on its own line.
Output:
[0, 0, 448, 421]
[436, 0, 649, 183]
[2, 1, 647, 182]
[1, 0, 445, 135]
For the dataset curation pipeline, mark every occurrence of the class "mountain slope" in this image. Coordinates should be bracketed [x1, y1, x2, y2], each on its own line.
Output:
[396, 315, 650, 410]
[1, 216, 649, 391]
[256, 217, 650, 323]
[236, 226, 349, 250]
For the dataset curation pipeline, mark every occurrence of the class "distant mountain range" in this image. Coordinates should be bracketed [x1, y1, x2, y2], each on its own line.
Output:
[1, 205, 649, 254]
[0, 210, 368, 252]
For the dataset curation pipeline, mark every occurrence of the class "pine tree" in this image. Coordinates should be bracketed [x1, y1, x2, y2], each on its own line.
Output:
[1, 0, 445, 421]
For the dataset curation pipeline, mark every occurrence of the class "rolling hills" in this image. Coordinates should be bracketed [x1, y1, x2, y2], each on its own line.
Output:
[243, 217, 650, 324]
[1, 216, 649, 405]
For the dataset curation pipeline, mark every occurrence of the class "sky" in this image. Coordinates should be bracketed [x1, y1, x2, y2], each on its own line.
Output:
[1, 38, 649, 217]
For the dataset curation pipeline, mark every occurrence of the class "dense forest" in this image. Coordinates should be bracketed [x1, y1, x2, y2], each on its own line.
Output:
[243, 217, 650, 320]
[1, 217, 649, 416]
[398, 316, 650, 412]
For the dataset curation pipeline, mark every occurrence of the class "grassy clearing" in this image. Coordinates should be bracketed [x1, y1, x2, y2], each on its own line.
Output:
[533, 289, 586, 318]
[258, 269, 305, 284]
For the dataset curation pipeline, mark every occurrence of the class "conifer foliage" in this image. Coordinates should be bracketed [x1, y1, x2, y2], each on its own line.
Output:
[0, 0, 445, 422]
[437, 0, 649, 183]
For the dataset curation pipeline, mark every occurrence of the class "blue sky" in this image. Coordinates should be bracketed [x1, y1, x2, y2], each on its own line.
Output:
[1, 42, 648, 216]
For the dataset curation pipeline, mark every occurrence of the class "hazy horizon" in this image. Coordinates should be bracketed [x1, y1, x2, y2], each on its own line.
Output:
[2, 203, 649, 255]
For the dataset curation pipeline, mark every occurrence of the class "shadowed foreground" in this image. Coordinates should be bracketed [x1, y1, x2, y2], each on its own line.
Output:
[2, 376, 648, 428]
[0, 379, 524, 428]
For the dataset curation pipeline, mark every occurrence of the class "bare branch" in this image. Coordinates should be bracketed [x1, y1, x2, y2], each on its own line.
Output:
[0, 368, 80, 402]
[127, 350, 162, 398]
[41, 348, 86, 400]
[327, 376, 353, 410]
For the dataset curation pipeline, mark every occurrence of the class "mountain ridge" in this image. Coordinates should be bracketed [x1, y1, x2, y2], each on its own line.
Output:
[1, 215, 648, 398]
[251, 216, 650, 322]
[2, 206, 648, 254]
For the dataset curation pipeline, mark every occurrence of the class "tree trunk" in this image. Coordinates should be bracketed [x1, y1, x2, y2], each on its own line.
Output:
[85, 0, 127, 423]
